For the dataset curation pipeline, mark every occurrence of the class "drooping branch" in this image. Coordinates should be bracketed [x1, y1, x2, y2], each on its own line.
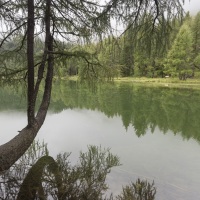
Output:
[0, 22, 27, 49]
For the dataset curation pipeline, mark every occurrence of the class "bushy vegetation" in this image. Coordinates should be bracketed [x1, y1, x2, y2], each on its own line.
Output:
[0, 141, 156, 200]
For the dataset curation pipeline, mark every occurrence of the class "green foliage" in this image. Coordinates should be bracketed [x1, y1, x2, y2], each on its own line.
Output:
[164, 23, 193, 79]
[0, 37, 27, 81]
[0, 0, 185, 81]
[194, 53, 200, 68]
[55, 146, 120, 199]
[116, 179, 156, 200]
[191, 12, 200, 72]
[0, 140, 156, 200]
[120, 26, 134, 77]
[191, 12, 200, 55]
[98, 37, 121, 80]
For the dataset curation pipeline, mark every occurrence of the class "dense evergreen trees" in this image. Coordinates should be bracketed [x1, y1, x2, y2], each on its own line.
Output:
[58, 12, 200, 79]
[3, 11, 200, 80]
[192, 12, 200, 70]
[164, 23, 193, 80]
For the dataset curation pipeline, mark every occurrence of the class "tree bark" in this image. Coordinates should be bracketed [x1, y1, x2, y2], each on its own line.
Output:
[27, 0, 35, 125]
[0, 0, 53, 172]
[0, 123, 39, 172]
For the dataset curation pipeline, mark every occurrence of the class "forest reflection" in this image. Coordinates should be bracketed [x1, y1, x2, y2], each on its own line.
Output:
[51, 81, 200, 141]
[1, 81, 200, 199]
[0, 80, 200, 141]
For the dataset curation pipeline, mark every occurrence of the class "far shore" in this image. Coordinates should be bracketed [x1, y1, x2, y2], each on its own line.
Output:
[67, 76, 200, 89]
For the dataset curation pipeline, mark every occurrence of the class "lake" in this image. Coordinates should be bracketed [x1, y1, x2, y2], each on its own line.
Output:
[1, 80, 200, 199]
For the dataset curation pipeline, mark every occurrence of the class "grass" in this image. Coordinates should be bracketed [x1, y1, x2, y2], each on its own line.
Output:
[114, 77, 200, 89]
[67, 76, 200, 89]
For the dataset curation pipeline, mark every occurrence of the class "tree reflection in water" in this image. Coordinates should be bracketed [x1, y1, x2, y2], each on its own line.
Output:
[0, 141, 156, 200]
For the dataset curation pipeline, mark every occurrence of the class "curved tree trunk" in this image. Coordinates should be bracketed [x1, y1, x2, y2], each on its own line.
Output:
[0, 59, 53, 172]
[0, 123, 39, 172]
[17, 155, 62, 200]
[0, 0, 53, 172]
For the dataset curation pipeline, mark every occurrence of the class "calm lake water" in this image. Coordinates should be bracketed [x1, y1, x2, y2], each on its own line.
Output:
[1, 80, 200, 199]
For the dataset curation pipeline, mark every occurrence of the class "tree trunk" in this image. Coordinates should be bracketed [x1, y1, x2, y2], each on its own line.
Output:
[0, 0, 53, 172]
[0, 123, 38, 172]
[27, 0, 35, 125]
[17, 155, 62, 200]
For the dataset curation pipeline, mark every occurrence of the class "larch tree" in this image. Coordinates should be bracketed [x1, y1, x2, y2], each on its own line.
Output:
[0, 0, 184, 172]
[120, 25, 135, 77]
[192, 12, 200, 70]
[164, 23, 193, 80]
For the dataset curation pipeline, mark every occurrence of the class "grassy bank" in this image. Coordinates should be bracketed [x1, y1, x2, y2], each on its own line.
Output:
[114, 77, 200, 89]
[67, 76, 200, 89]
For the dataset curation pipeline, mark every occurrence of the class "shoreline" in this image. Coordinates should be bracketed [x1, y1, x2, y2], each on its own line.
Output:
[68, 76, 200, 89]
[115, 77, 200, 89]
